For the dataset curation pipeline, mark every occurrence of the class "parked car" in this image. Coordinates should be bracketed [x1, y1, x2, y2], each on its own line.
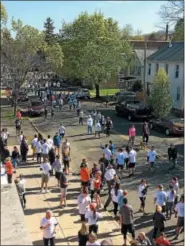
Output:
[16, 91, 28, 102]
[28, 100, 44, 117]
[115, 100, 152, 121]
[75, 88, 90, 99]
[149, 117, 184, 136]
[115, 91, 136, 102]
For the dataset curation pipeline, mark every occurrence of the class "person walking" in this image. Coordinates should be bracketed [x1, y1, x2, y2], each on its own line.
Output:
[103, 144, 112, 163]
[104, 164, 116, 210]
[86, 232, 101, 246]
[80, 163, 90, 188]
[105, 117, 113, 137]
[51, 107, 54, 119]
[85, 203, 103, 234]
[40, 210, 58, 246]
[20, 136, 29, 163]
[42, 139, 50, 161]
[138, 179, 149, 215]
[147, 146, 157, 172]
[5, 157, 13, 183]
[174, 194, 184, 240]
[48, 147, 56, 176]
[53, 155, 63, 187]
[142, 121, 150, 145]
[58, 124, 65, 138]
[154, 185, 167, 213]
[31, 134, 38, 161]
[59, 97, 63, 110]
[78, 222, 89, 246]
[166, 185, 176, 219]
[77, 189, 91, 221]
[111, 183, 123, 219]
[87, 115, 93, 135]
[128, 146, 137, 177]
[116, 148, 126, 178]
[128, 124, 136, 147]
[152, 205, 166, 240]
[47, 135, 53, 150]
[11, 146, 20, 172]
[15, 118, 21, 135]
[95, 121, 102, 138]
[59, 168, 68, 207]
[137, 232, 151, 246]
[44, 106, 48, 121]
[168, 143, 177, 171]
[40, 158, 52, 193]
[79, 110, 84, 125]
[120, 198, 135, 246]
[53, 132, 61, 155]
[15, 174, 27, 208]
[171, 177, 179, 205]
[36, 140, 42, 163]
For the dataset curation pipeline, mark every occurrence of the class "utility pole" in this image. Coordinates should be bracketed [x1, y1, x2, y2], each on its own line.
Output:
[165, 23, 169, 41]
[143, 36, 147, 95]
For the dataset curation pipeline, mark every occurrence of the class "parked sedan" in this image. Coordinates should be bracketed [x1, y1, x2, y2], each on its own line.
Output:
[149, 118, 184, 136]
[28, 100, 44, 117]
[17, 92, 28, 102]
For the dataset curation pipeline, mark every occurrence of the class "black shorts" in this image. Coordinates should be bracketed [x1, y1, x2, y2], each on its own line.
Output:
[63, 160, 70, 168]
[129, 163, 135, 168]
[55, 171, 61, 180]
[121, 223, 135, 237]
[177, 217, 184, 227]
[81, 181, 89, 187]
[60, 133, 65, 138]
[117, 164, 124, 170]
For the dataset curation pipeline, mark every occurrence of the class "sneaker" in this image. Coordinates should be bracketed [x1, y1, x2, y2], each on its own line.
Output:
[40, 189, 45, 193]
[46, 189, 50, 193]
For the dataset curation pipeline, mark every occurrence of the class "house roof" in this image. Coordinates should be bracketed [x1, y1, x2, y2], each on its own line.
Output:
[135, 49, 157, 65]
[147, 42, 184, 62]
[130, 40, 168, 50]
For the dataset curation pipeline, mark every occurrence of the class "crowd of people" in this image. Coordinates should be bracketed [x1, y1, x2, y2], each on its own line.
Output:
[0, 96, 183, 246]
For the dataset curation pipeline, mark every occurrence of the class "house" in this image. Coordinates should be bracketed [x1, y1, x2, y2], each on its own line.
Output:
[118, 41, 169, 90]
[146, 41, 184, 111]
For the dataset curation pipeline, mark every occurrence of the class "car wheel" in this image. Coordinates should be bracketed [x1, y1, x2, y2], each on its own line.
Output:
[128, 115, 132, 121]
[165, 128, 170, 136]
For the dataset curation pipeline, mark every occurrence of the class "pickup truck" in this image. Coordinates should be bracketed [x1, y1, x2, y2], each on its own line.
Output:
[115, 100, 152, 121]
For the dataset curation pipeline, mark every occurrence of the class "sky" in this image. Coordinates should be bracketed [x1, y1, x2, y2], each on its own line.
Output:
[3, 1, 167, 34]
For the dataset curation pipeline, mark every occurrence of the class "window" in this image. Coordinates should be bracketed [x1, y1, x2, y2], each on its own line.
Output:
[148, 64, 151, 75]
[165, 64, 168, 75]
[156, 63, 159, 73]
[175, 65, 179, 78]
[176, 87, 180, 101]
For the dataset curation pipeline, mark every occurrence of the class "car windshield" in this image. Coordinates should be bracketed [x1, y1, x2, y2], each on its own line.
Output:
[31, 101, 43, 106]
[171, 119, 184, 124]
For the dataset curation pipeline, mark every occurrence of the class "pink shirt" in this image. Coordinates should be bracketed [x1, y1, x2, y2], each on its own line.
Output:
[129, 127, 136, 137]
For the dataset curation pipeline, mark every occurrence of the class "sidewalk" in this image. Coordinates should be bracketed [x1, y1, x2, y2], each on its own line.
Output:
[10, 144, 128, 245]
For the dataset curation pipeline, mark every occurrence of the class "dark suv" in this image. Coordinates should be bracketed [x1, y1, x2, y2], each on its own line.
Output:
[115, 100, 152, 121]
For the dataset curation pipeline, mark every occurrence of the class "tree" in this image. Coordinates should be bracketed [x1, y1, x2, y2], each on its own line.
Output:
[149, 68, 172, 118]
[1, 18, 64, 114]
[0, 3, 8, 26]
[173, 18, 184, 41]
[60, 12, 132, 98]
[158, 1, 184, 25]
[44, 17, 56, 45]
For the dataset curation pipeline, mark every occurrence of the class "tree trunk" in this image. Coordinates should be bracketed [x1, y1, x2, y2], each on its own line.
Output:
[13, 97, 17, 116]
[95, 83, 100, 98]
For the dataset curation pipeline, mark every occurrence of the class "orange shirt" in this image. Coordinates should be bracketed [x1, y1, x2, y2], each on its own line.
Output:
[5, 161, 13, 174]
[155, 237, 170, 246]
[80, 167, 90, 182]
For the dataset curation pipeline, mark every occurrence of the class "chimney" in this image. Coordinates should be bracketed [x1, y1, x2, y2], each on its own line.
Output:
[169, 34, 173, 48]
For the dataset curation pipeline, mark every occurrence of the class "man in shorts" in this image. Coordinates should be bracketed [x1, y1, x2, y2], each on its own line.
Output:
[174, 194, 184, 240]
[120, 198, 135, 246]
[60, 168, 68, 208]
[128, 147, 137, 177]
[40, 158, 51, 193]
[116, 148, 125, 178]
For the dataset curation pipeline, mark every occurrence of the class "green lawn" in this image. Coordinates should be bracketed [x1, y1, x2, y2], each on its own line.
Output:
[90, 88, 120, 96]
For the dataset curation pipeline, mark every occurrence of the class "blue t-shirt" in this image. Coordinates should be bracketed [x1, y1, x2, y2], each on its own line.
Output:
[53, 135, 61, 146]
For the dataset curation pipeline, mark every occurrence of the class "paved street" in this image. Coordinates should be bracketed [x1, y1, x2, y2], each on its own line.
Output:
[1, 102, 184, 245]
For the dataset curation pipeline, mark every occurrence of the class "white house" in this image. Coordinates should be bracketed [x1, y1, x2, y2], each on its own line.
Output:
[146, 42, 184, 111]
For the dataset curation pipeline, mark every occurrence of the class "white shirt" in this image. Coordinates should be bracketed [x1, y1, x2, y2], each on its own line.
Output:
[104, 168, 116, 181]
[87, 118, 93, 127]
[111, 188, 123, 203]
[42, 143, 50, 154]
[175, 202, 184, 217]
[19, 179, 26, 192]
[36, 141, 42, 153]
[95, 123, 101, 132]
[129, 149, 137, 163]
[59, 99, 63, 105]
[58, 126, 65, 134]
[19, 134, 23, 144]
[103, 148, 112, 161]
[47, 139, 53, 150]
[40, 163, 51, 175]
[155, 190, 167, 206]
[86, 241, 101, 246]
[138, 184, 146, 197]
[32, 138, 38, 148]
[147, 150, 157, 162]
[77, 194, 91, 214]
[85, 210, 102, 225]
[166, 190, 176, 202]
[40, 217, 58, 239]
[1, 132, 8, 140]
[116, 152, 125, 165]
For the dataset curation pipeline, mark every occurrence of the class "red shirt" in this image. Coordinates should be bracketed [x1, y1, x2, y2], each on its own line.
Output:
[5, 161, 13, 175]
[155, 237, 170, 246]
[16, 112, 22, 119]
